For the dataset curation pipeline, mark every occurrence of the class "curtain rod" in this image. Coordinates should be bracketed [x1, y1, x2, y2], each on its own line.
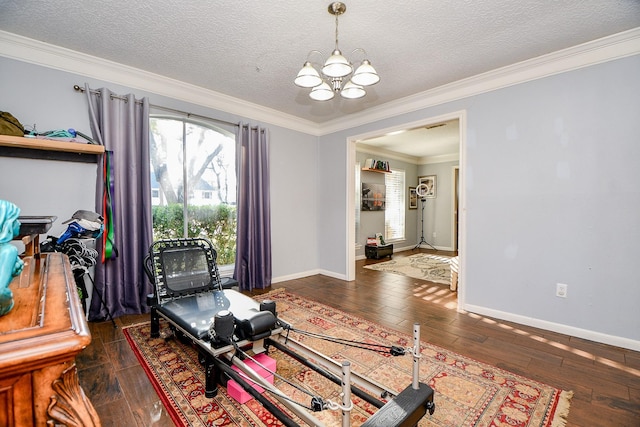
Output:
[73, 84, 240, 128]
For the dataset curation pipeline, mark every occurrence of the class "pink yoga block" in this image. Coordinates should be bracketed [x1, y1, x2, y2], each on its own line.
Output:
[227, 354, 276, 404]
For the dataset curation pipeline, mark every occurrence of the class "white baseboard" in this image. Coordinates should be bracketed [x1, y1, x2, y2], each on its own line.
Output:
[273, 269, 640, 351]
[393, 244, 416, 253]
[355, 243, 454, 261]
[386, 243, 455, 252]
[464, 303, 640, 352]
[316, 269, 348, 280]
[272, 269, 348, 284]
[413, 244, 454, 251]
[271, 269, 320, 284]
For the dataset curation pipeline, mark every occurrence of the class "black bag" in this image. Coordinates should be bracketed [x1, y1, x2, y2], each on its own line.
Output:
[0, 111, 25, 136]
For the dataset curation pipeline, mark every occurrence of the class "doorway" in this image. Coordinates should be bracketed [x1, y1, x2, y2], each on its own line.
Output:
[453, 165, 460, 252]
[346, 111, 466, 309]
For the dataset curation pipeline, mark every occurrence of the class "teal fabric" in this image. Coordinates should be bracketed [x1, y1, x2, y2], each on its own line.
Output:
[0, 200, 24, 316]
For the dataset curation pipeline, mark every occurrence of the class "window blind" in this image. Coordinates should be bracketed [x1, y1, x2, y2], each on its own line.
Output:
[385, 169, 405, 241]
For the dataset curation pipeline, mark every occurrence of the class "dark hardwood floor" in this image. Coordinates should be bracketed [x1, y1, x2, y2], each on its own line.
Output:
[76, 249, 640, 426]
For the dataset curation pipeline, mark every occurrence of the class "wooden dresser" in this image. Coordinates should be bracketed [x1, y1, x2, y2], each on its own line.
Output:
[0, 253, 100, 426]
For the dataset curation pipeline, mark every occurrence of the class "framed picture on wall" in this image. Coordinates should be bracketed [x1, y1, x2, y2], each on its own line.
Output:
[418, 175, 437, 198]
[408, 187, 418, 209]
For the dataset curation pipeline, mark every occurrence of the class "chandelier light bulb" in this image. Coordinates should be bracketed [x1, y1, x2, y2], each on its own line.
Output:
[340, 80, 366, 99]
[309, 81, 335, 101]
[294, 62, 323, 88]
[322, 50, 353, 78]
[351, 59, 380, 86]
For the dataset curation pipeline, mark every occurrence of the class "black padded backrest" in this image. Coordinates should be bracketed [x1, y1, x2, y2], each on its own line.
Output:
[148, 238, 222, 302]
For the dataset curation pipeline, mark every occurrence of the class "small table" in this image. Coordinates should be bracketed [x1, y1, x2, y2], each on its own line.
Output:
[365, 244, 393, 260]
[15, 216, 57, 256]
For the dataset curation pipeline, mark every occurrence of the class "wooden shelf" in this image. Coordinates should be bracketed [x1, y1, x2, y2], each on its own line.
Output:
[361, 168, 391, 174]
[0, 134, 104, 163]
[0, 134, 104, 154]
[362, 158, 390, 173]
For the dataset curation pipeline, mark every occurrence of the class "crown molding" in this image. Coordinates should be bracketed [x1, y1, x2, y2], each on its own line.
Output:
[419, 153, 460, 165]
[2, 28, 639, 137]
[320, 27, 640, 135]
[356, 144, 420, 165]
[356, 143, 459, 166]
[0, 30, 321, 135]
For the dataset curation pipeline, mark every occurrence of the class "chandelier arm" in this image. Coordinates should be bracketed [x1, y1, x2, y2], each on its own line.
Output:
[349, 48, 368, 61]
[306, 49, 324, 60]
[305, 50, 326, 68]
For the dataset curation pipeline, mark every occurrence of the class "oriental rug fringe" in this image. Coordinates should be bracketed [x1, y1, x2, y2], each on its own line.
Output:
[123, 289, 572, 426]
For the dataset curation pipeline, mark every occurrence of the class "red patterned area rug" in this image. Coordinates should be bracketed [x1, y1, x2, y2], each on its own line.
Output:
[123, 289, 572, 426]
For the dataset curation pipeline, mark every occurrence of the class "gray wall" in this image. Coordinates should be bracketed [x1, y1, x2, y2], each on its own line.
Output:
[0, 59, 100, 241]
[2, 51, 639, 349]
[417, 161, 458, 250]
[0, 56, 319, 281]
[317, 55, 640, 347]
[463, 56, 640, 342]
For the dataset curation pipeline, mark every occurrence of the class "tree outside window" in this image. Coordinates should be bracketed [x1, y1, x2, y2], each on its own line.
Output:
[149, 117, 237, 265]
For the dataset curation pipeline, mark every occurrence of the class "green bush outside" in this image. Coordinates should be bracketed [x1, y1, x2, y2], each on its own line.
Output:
[152, 204, 237, 265]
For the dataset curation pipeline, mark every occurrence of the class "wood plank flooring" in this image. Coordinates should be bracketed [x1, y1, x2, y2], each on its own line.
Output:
[76, 249, 640, 426]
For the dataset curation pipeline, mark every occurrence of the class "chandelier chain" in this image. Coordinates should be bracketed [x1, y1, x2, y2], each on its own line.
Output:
[334, 11, 339, 51]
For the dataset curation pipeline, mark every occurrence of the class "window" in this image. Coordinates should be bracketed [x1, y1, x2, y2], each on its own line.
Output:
[384, 169, 405, 241]
[149, 116, 237, 266]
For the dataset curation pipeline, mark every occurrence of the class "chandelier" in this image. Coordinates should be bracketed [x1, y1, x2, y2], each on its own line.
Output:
[294, 2, 380, 101]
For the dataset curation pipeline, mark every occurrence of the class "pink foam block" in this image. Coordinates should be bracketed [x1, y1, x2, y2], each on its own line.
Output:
[227, 377, 268, 403]
[227, 354, 276, 404]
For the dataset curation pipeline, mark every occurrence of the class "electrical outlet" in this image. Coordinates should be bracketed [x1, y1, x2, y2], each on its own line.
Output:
[432, 232, 437, 238]
[556, 283, 568, 298]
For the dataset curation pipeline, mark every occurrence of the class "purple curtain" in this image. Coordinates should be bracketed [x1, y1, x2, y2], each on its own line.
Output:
[234, 123, 271, 291]
[84, 84, 153, 320]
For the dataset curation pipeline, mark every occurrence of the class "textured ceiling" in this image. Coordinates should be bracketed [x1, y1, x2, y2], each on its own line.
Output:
[1, 0, 639, 127]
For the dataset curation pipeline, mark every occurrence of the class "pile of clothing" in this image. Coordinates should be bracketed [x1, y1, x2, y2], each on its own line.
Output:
[40, 210, 104, 313]
[56, 210, 104, 244]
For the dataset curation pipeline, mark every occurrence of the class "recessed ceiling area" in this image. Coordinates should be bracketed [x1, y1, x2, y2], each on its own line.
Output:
[357, 119, 460, 162]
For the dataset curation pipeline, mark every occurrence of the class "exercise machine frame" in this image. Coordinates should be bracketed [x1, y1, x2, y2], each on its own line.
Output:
[145, 238, 435, 427]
